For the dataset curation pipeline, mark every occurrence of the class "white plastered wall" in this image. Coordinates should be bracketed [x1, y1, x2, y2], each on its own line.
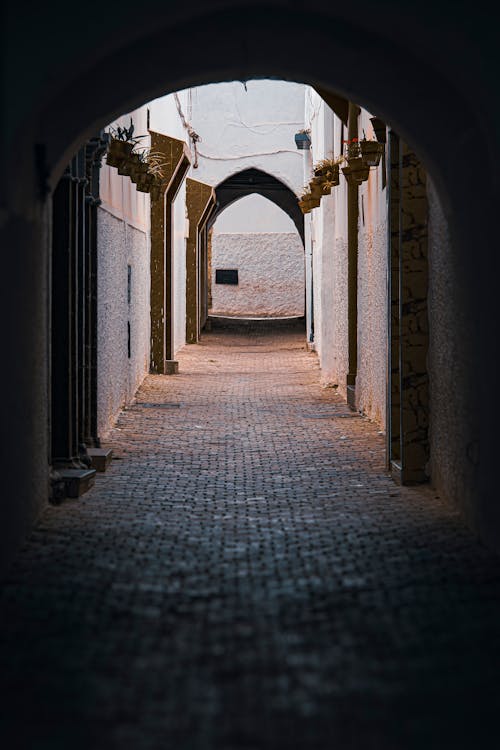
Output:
[185, 80, 305, 193]
[305, 89, 388, 430]
[306, 90, 349, 397]
[151, 81, 307, 320]
[356, 110, 388, 428]
[211, 194, 304, 317]
[97, 106, 151, 437]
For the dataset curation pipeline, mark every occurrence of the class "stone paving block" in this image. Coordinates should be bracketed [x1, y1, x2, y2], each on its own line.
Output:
[1, 327, 500, 749]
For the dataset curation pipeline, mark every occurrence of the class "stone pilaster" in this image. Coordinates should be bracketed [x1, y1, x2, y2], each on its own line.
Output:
[185, 178, 216, 344]
[149, 131, 191, 372]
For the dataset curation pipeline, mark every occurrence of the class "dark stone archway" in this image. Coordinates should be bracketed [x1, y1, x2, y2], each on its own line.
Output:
[209, 168, 304, 245]
[2, 0, 498, 565]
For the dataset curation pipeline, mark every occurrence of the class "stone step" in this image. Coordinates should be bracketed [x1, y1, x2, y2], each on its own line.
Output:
[58, 468, 96, 498]
[87, 448, 113, 472]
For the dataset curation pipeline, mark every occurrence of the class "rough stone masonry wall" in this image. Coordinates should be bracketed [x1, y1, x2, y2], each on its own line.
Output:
[97, 209, 150, 437]
[427, 178, 478, 527]
[210, 232, 305, 317]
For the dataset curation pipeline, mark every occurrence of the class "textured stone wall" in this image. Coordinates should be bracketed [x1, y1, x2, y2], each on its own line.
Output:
[397, 145, 430, 481]
[211, 232, 305, 317]
[97, 209, 150, 437]
[427, 179, 478, 524]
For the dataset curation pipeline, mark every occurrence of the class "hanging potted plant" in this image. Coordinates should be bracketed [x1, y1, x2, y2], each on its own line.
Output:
[312, 157, 342, 186]
[309, 156, 343, 196]
[318, 178, 337, 196]
[341, 139, 369, 185]
[129, 150, 149, 183]
[118, 151, 141, 177]
[309, 175, 329, 196]
[308, 180, 324, 200]
[359, 134, 384, 167]
[298, 187, 320, 214]
[135, 172, 155, 193]
[105, 119, 146, 168]
[294, 128, 311, 150]
[135, 150, 167, 195]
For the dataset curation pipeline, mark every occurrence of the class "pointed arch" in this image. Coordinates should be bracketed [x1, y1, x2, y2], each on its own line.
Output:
[208, 168, 304, 245]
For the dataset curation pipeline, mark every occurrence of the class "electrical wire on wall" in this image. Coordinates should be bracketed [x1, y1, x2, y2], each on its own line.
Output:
[230, 80, 304, 136]
[195, 148, 302, 161]
[175, 82, 307, 165]
[174, 92, 201, 167]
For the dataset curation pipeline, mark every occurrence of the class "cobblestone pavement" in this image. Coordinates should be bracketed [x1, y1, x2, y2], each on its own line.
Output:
[1, 326, 500, 750]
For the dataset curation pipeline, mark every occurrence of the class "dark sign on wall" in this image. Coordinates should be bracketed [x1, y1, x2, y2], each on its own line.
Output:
[215, 269, 239, 285]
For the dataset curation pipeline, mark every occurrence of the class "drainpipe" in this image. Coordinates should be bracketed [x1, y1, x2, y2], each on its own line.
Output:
[346, 101, 360, 408]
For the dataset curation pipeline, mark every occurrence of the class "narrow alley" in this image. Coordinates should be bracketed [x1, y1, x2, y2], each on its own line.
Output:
[1, 325, 499, 749]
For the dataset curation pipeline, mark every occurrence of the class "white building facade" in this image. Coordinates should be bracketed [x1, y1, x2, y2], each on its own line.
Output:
[97, 80, 391, 440]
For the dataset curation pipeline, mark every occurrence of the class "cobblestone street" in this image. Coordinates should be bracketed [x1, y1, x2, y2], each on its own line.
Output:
[1, 326, 499, 749]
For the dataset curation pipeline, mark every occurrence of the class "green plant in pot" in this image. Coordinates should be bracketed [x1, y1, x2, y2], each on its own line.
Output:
[105, 119, 145, 168]
[342, 138, 369, 185]
[313, 157, 342, 186]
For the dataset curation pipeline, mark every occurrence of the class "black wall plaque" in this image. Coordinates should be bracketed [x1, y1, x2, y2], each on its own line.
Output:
[215, 269, 239, 285]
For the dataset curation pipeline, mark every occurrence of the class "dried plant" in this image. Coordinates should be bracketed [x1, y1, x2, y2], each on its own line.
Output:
[314, 156, 344, 171]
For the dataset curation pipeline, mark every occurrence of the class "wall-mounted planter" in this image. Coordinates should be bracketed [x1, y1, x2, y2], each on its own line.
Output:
[309, 181, 324, 200]
[295, 131, 311, 149]
[130, 159, 149, 184]
[116, 149, 140, 177]
[342, 157, 369, 186]
[106, 138, 134, 168]
[299, 193, 321, 213]
[135, 173, 155, 193]
[313, 162, 340, 184]
[360, 139, 384, 167]
[308, 176, 331, 196]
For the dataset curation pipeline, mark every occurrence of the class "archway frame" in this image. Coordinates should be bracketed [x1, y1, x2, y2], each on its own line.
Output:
[2, 3, 497, 567]
[209, 167, 305, 245]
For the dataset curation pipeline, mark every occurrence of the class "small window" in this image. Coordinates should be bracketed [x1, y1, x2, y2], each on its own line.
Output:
[215, 269, 239, 285]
